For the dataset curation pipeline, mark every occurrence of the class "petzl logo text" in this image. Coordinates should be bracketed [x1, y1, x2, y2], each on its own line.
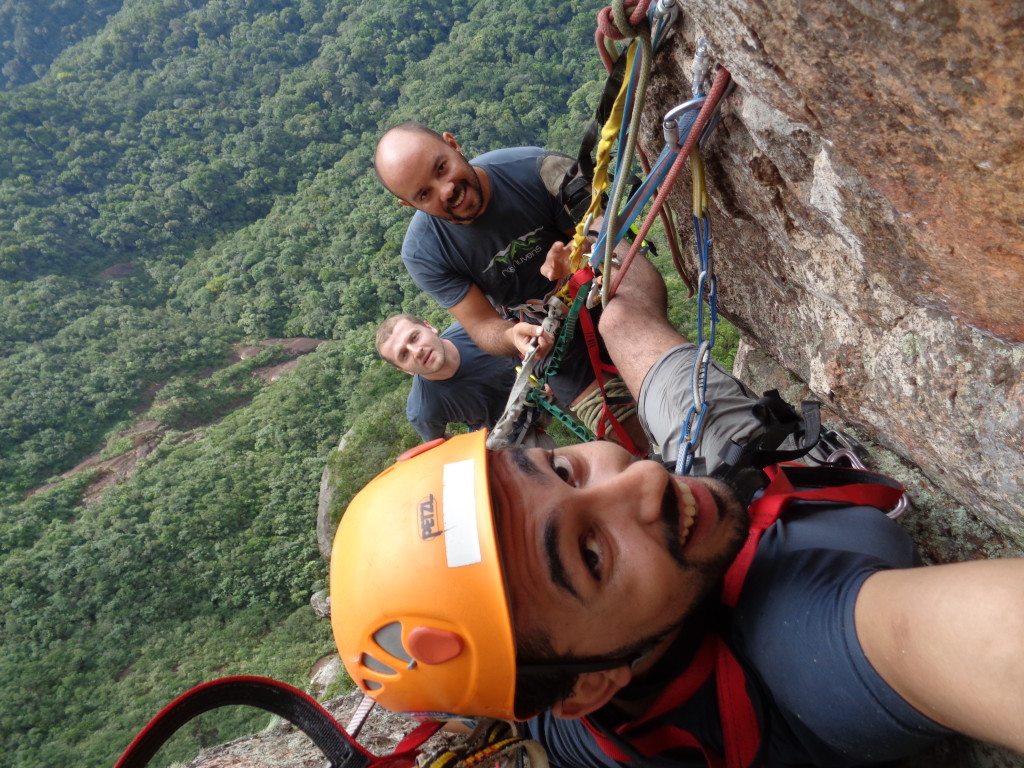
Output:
[418, 494, 443, 540]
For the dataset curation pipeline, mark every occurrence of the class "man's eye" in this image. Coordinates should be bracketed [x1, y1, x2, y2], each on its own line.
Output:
[549, 453, 574, 485]
[581, 535, 602, 580]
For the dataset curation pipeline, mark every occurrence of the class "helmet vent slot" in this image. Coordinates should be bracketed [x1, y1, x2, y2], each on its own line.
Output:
[361, 652, 396, 676]
[373, 621, 412, 663]
[363, 679, 383, 691]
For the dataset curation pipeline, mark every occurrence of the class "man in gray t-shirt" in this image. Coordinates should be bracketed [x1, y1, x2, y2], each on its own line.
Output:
[374, 309, 552, 448]
[375, 314, 518, 442]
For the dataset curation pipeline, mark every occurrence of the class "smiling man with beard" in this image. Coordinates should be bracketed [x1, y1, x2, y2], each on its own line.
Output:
[374, 123, 573, 360]
[331, 255, 1024, 766]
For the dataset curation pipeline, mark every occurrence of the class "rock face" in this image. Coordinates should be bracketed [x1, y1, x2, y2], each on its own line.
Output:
[640, 0, 1023, 536]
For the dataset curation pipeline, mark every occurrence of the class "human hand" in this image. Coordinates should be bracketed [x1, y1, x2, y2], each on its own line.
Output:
[509, 322, 554, 358]
[541, 240, 574, 281]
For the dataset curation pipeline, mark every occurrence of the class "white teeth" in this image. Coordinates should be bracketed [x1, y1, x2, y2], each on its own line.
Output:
[674, 477, 697, 540]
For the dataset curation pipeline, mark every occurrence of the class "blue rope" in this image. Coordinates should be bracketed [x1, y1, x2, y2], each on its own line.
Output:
[587, 97, 706, 269]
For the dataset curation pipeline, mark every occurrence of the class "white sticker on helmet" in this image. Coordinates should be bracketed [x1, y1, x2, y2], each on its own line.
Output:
[442, 459, 481, 568]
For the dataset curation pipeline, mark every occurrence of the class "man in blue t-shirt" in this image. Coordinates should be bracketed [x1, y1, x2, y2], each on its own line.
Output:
[375, 314, 518, 442]
[333, 255, 1024, 766]
[374, 123, 645, 450]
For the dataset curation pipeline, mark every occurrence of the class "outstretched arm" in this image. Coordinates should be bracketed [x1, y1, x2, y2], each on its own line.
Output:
[449, 284, 553, 358]
[598, 255, 687, 399]
[855, 559, 1024, 752]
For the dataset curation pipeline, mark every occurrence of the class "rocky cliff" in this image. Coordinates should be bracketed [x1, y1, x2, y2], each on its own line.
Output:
[639, 0, 1022, 538]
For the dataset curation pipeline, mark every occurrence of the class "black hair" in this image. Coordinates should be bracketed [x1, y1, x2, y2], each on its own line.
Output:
[513, 630, 581, 718]
[512, 626, 673, 719]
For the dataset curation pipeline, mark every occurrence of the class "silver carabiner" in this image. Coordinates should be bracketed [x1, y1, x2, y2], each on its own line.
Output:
[826, 447, 867, 470]
[825, 448, 910, 520]
[651, 0, 679, 50]
[654, 0, 677, 20]
[663, 97, 705, 147]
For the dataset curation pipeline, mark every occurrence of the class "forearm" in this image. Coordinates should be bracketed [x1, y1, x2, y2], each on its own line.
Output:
[597, 255, 686, 397]
[599, 253, 669, 336]
[463, 315, 519, 357]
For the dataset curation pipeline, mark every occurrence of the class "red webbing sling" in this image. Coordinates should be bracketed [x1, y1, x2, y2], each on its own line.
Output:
[585, 464, 905, 768]
[114, 676, 441, 768]
[566, 266, 642, 454]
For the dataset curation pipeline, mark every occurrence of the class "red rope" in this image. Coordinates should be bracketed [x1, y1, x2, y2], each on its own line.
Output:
[595, 1, 653, 70]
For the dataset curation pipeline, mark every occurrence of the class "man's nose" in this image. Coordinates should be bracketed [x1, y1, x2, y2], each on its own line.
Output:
[440, 177, 456, 200]
[581, 460, 668, 528]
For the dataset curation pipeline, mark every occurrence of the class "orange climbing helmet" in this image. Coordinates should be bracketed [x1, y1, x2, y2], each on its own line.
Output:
[330, 430, 517, 720]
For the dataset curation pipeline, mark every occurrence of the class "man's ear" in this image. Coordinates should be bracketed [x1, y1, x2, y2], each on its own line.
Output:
[399, 199, 412, 208]
[550, 666, 632, 720]
[441, 131, 460, 152]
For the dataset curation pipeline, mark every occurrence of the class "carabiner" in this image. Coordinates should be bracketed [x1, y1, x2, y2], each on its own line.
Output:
[663, 97, 706, 147]
[825, 447, 910, 520]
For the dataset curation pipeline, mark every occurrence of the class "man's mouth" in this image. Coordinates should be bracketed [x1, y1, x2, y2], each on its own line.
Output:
[666, 475, 721, 565]
[670, 477, 698, 544]
[659, 477, 696, 563]
[447, 183, 466, 212]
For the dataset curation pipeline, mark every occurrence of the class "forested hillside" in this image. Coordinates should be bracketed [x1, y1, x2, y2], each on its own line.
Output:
[0, 1, 611, 765]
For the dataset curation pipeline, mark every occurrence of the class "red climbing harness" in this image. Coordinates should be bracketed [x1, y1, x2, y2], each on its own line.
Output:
[567, 265, 643, 454]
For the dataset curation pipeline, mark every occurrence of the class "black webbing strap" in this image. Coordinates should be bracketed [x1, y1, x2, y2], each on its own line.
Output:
[715, 391, 822, 478]
[764, 464, 905, 494]
[114, 676, 373, 768]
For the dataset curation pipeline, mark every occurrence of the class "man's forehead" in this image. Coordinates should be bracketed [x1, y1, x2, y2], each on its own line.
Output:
[392, 318, 432, 338]
[380, 320, 413, 360]
[382, 130, 445, 166]
[485, 449, 516, 517]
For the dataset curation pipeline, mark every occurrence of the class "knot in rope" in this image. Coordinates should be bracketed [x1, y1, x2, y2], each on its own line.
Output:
[613, 0, 654, 37]
[597, 0, 652, 52]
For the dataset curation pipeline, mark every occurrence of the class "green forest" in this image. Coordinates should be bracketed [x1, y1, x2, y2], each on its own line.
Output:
[0, 1, 736, 765]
